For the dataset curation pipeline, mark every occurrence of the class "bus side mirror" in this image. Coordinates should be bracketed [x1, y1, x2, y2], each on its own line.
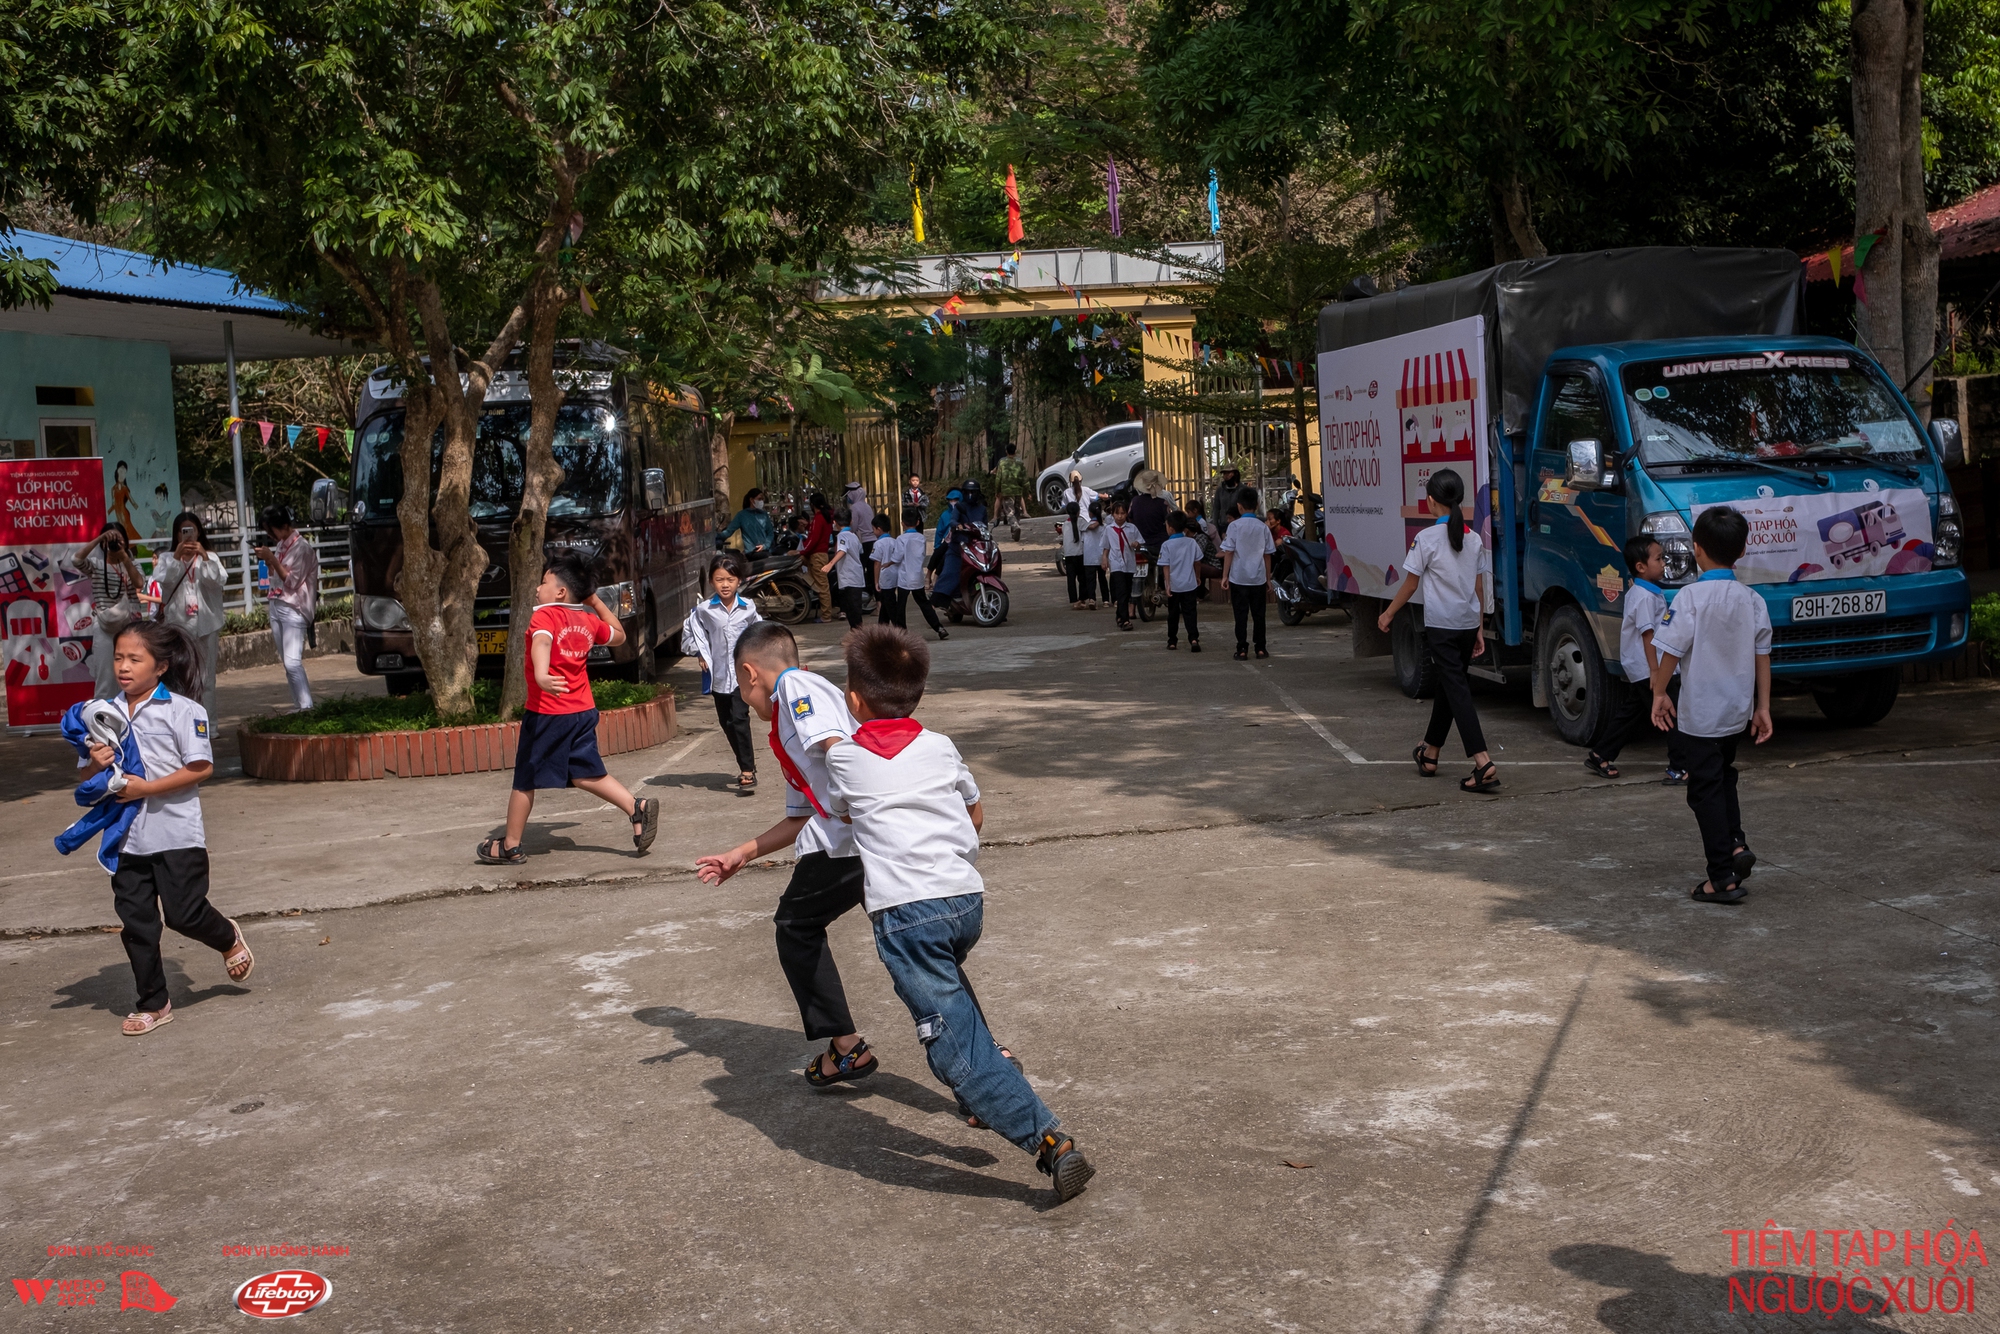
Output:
[308, 477, 346, 526]
[1931, 418, 1965, 467]
[1565, 438, 1616, 490]
[643, 467, 667, 510]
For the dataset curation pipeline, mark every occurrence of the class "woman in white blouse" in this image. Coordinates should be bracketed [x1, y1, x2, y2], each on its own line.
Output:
[150, 511, 229, 713]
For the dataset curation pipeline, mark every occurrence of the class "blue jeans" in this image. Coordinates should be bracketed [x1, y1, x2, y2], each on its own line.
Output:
[871, 893, 1059, 1153]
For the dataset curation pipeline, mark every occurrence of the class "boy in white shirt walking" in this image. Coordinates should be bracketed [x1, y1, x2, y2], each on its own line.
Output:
[1650, 507, 1772, 905]
[682, 551, 763, 791]
[695, 622, 883, 1085]
[1586, 536, 1687, 784]
[1219, 486, 1275, 659]
[894, 506, 948, 640]
[1080, 501, 1108, 609]
[824, 626, 1096, 1203]
[831, 520, 867, 628]
[872, 514, 901, 626]
[1100, 498, 1142, 630]
[1158, 510, 1203, 651]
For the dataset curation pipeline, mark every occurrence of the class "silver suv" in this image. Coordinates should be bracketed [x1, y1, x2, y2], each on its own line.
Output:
[1036, 422, 1147, 512]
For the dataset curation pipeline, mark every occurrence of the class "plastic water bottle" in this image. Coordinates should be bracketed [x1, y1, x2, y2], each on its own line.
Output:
[257, 559, 269, 597]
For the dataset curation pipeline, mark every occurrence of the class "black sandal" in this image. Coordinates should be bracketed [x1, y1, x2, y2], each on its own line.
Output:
[1732, 846, 1756, 883]
[1413, 745, 1439, 777]
[1035, 1130, 1096, 1203]
[631, 797, 659, 853]
[1690, 879, 1746, 905]
[476, 838, 526, 865]
[803, 1037, 878, 1087]
[1460, 760, 1501, 794]
[1584, 753, 1619, 779]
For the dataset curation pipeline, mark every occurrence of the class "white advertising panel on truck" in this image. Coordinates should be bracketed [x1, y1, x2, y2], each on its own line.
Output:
[1316, 315, 1492, 602]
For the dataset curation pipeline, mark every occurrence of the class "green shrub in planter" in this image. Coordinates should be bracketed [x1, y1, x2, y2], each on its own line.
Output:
[248, 679, 664, 735]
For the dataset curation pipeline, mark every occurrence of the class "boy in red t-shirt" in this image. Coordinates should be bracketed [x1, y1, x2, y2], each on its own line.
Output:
[476, 553, 658, 865]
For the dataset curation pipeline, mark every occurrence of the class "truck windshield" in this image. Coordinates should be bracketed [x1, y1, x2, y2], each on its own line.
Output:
[1622, 356, 1924, 466]
[350, 403, 626, 521]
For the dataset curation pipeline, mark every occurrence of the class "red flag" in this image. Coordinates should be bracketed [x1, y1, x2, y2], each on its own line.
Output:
[316, 427, 329, 452]
[1004, 165, 1024, 244]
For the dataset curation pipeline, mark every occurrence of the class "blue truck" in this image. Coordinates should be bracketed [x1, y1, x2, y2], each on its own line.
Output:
[1318, 247, 1970, 741]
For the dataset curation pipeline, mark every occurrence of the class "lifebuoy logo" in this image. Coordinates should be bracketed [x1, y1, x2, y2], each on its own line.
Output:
[233, 1270, 331, 1318]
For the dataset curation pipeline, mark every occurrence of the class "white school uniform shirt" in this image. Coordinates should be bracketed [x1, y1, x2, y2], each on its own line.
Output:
[895, 529, 929, 589]
[109, 684, 213, 855]
[1650, 569, 1772, 738]
[1102, 520, 1141, 574]
[771, 668, 859, 857]
[873, 534, 900, 590]
[1159, 533, 1203, 593]
[832, 527, 865, 587]
[1404, 523, 1490, 631]
[1220, 514, 1275, 585]
[1081, 521, 1107, 565]
[824, 725, 983, 913]
[1618, 579, 1674, 685]
[681, 594, 762, 695]
[1059, 516, 1084, 558]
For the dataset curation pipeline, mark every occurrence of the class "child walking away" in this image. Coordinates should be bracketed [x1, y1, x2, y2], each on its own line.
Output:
[1060, 503, 1087, 608]
[683, 551, 763, 791]
[832, 515, 867, 628]
[477, 552, 658, 865]
[825, 626, 1096, 1203]
[1377, 469, 1498, 793]
[1586, 536, 1687, 782]
[872, 515, 900, 625]
[79, 622, 253, 1036]
[1159, 511, 1203, 651]
[1102, 499, 1141, 630]
[1080, 501, 1108, 608]
[695, 622, 880, 1086]
[1220, 486, 1274, 659]
[1650, 507, 1771, 905]
[896, 507, 948, 640]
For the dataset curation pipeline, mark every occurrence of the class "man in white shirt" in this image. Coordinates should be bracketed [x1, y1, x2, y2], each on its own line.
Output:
[831, 521, 866, 628]
[1158, 511, 1203, 651]
[1219, 485, 1275, 659]
[823, 625, 1096, 1204]
[1650, 507, 1772, 905]
[695, 622, 882, 1085]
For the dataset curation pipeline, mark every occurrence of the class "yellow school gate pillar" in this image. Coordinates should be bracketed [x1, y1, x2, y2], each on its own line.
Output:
[1141, 308, 1200, 499]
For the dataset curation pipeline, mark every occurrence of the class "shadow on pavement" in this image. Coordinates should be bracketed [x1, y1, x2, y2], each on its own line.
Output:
[631, 1006, 1045, 1204]
[1550, 1243, 1903, 1331]
[50, 957, 248, 1014]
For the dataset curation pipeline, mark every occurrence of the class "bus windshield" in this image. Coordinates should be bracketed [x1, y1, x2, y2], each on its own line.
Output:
[351, 403, 627, 521]
[1621, 354, 1925, 465]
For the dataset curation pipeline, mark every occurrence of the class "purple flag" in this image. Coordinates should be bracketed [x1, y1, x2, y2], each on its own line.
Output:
[1107, 157, 1121, 237]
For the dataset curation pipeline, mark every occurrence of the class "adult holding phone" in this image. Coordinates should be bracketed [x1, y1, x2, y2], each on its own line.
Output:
[254, 505, 319, 710]
[150, 511, 228, 713]
[79, 522, 147, 697]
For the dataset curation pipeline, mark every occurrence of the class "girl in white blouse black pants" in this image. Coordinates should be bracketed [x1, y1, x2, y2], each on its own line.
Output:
[1377, 470, 1499, 794]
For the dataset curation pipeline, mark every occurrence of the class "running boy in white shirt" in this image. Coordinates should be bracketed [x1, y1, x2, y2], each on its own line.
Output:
[695, 622, 882, 1084]
[1159, 510, 1203, 651]
[1100, 498, 1142, 630]
[1586, 535, 1687, 784]
[824, 625, 1097, 1203]
[682, 551, 763, 791]
[1650, 506, 1771, 905]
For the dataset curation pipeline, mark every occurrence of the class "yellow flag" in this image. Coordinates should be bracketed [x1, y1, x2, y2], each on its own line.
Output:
[911, 167, 926, 244]
[1826, 246, 1842, 285]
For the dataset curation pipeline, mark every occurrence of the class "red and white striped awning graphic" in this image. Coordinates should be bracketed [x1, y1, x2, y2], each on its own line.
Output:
[1398, 350, 1478, 409]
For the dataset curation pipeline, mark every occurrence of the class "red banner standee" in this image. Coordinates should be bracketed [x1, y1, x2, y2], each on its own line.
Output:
[1, 459, 106, 730]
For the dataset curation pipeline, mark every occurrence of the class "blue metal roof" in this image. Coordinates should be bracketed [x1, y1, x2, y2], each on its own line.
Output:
[4, 228, 294, 314]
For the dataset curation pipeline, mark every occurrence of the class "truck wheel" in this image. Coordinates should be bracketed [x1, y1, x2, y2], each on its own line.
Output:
[610, 606, 657, 682]
[1814, 668, 1899, 727]
[1541, 604, 1610, 747]
[1390, 605, 1438, 699]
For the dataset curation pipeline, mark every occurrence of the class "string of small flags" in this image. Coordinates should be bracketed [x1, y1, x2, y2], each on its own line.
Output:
[223, 417, 354, 453]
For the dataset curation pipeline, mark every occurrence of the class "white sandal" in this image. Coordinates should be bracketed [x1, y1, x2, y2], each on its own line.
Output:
[122, 1001, 172, 1036]
[223, 919, 254, 982]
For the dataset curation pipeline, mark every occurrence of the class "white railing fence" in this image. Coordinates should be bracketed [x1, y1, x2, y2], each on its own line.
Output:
[131, 526, 353, 615]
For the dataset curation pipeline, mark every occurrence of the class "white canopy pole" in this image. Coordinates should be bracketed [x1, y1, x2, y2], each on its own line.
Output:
[225, 320, 254, 610]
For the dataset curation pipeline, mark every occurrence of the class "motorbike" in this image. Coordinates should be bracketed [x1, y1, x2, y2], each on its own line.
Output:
[931, 523, 1010, 627]
[1131, 545, 1162, 622]
[1273, 533, 1346, 625]
[741, 551, 819, 625]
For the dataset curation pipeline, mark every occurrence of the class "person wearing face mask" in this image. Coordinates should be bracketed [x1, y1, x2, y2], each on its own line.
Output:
[719, 488, 775, 556]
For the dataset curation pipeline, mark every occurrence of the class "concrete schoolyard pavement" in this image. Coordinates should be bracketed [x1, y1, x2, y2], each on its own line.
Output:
[4, 540, 1998, 1331]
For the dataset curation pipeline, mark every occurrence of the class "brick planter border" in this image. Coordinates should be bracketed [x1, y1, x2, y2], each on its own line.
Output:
[237, 696, 676, 782]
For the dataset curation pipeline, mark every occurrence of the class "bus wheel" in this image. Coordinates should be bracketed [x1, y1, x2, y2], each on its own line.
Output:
[1814, 668, 1899, 727]
[1541, 604, 1609, 747]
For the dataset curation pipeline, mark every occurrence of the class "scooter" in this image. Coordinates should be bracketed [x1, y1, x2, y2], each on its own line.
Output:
[1273, 533, 1345, 625]
[931, 523, 1010, 627]
[741, 551, 818, 625]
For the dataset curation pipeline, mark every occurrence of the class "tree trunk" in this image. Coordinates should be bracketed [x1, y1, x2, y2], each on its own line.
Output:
[1497, 173, 1548, 260]
[500, 272, 567, 720]
[710, 410, 734, 506]
[1852, 0, 1940, 404]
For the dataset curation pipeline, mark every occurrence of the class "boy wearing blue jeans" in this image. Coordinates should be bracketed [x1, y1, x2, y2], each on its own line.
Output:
[1650, 507, 1772, 905]
[824, 625, 1096, 1204]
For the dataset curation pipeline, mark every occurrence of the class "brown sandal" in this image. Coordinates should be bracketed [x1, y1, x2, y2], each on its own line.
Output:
[122, 1001, 172, 1036]
[223, 919, 254, 982]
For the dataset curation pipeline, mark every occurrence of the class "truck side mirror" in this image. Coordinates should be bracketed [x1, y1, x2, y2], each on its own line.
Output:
[1930, 418, 1965, 468]
[643, 467, 667, 511]
[1565, 438, 1616, 490]
[308, 477, 346, 526]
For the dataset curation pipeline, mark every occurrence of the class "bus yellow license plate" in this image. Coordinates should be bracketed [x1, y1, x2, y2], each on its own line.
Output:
[477, 630, 509, 656]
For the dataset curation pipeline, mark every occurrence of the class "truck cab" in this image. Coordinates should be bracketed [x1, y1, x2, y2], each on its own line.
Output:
[1509, 335, 1968, 742]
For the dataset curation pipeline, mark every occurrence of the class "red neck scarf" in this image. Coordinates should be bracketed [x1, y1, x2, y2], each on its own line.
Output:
[853, 717, 923, 758]
[767, 670, 830, 818]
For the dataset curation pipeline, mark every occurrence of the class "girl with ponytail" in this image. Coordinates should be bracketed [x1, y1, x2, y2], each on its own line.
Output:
[1376, 469, 1500, 793]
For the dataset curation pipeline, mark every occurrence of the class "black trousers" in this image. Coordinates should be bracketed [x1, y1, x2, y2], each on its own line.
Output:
[1422, 627, 1488, 757]
[835, 584, 865, 628]
[1594, 677, 1686, 768]
[1676, 730, 1746, 889]
[859, 541, 876, 596]
[113, 847, 235, 1013]
[907, 585, 945, 633]
[1230, 580, 1268, 650]
[1064, 555, 1086, 603]
[1109, 570, 1134, 622]
[711, 689, 756, 774]
[1167, 590, 1199, 645]
[773, 852, 867, 1040]
[879, 585, 905, 627]
[1092, 566, 1110, 601]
